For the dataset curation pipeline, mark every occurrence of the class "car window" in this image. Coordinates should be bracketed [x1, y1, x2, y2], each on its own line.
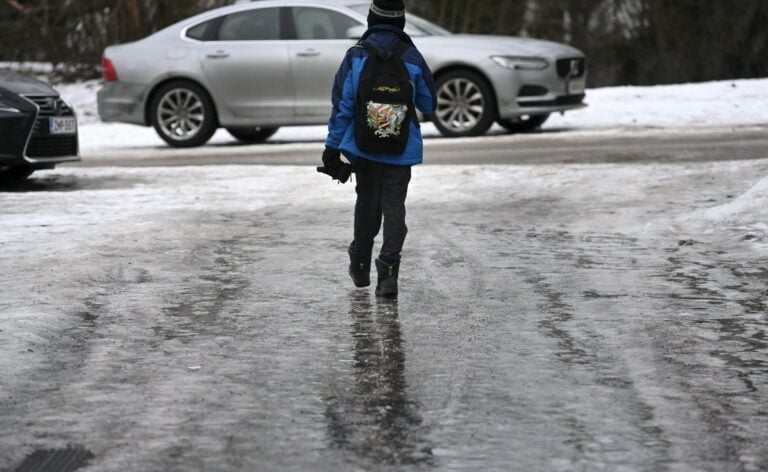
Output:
[291, 7, 361, 40]
[218, 8, 280, 41]
[186, 20, 211, 41]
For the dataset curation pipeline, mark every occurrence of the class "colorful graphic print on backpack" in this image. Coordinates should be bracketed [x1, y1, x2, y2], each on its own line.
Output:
[355, 42, 414, 155]
[366, 101, 408, 139]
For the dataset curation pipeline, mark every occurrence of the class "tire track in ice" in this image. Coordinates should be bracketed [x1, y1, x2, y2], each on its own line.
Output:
[654, 243, 768, 471]
[493, 224, 678, 470]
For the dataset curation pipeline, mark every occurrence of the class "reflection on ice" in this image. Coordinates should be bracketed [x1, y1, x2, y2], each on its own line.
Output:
[324, 292, 433, 467]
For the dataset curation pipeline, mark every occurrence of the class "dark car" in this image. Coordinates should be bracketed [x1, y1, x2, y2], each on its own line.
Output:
[0, 70, 79, 183]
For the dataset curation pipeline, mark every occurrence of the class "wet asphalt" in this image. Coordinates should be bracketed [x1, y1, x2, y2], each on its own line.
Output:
[1, 128, 768, 471]
[67, 125, 768, 167]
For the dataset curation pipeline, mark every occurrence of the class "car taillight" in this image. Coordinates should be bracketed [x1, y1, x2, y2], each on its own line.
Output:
[102, 58, 118, 82]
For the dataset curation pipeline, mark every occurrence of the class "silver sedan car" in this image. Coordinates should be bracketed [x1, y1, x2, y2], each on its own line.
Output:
[97, 0, 587, 147]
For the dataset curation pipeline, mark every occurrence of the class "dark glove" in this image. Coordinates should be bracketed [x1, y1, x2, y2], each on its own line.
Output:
[317, 146, 352, 183]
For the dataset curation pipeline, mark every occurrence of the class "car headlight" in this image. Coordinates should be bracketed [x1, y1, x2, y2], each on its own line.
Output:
[491, 55, 549, 71]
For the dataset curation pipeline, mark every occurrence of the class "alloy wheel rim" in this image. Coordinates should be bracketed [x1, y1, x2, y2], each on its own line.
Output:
[157, 89, 204, 141]
[435, 78, 485, 132]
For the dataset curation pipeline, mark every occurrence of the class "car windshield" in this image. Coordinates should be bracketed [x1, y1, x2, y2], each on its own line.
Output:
[348, 4, 451, 36]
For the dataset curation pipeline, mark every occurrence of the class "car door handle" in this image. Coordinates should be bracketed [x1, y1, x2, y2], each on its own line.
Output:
[206, 51, 230, 59]
[296, 49, 320, 57]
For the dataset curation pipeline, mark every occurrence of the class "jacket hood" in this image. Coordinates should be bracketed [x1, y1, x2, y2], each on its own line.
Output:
[361, 24, 415, 48]
[0, 70, 59, 96]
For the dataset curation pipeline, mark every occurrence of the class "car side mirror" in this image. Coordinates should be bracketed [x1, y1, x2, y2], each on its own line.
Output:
[346, 25, 367, 40]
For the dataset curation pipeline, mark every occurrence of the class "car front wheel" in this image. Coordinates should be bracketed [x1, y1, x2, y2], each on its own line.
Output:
[150, 81, 217, 148]
[226, 127, 280, 143]
[433, 70, 496, 138]
[497, 113, 550, 133]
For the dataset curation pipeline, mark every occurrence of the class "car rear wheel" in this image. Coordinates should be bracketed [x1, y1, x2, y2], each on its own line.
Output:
[497, 113, 550, 133]
[150, 81, 217, 148]
[433, 70, 496, 138]
[226, 127, 280, 143]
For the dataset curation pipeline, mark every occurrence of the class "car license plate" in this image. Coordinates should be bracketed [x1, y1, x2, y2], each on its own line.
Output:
[49, 117, 77, 135]
[567, 80, 586, 95]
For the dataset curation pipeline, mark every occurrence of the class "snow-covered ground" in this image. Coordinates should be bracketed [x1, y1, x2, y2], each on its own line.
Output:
[34, 76, 768, 244]
[53, 78, 768, 155]
[3, 158, 768, 471]
[4, 72, 768, 470]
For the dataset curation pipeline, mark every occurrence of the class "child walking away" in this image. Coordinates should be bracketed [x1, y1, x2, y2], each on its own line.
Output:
[317, 0, 436, 298]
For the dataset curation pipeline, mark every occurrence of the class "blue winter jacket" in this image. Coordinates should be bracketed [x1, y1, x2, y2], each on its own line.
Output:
[325, 25, 437, 167]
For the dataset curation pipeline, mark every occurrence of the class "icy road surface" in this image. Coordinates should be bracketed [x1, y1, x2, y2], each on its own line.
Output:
[1, 156, 768, 470]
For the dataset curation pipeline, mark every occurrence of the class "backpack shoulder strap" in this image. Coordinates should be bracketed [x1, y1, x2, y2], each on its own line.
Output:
[392, 41, 410, 60]
[348, 42, 366, 53]
[358, 41, 410, 61]
[358, 41, 381, 58]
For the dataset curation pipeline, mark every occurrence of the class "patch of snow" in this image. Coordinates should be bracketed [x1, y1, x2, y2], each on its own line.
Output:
[548, 79, 768, 129]
[686, 174, 768, 234]
[54, 80, 102, 124]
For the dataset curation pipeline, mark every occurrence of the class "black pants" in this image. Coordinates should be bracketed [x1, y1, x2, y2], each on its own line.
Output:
[350, 158, 412, 264]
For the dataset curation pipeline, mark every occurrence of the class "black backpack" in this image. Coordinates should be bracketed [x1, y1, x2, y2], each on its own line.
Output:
[355, 41, 414, 155]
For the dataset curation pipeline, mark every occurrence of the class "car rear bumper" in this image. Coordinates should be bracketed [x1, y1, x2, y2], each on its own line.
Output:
[97, 82, 147, 125]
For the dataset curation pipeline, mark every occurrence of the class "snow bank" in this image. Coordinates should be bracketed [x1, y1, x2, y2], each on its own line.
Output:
[47, 78, 768, 155]
[54, 80, 102, 124]
[673, 161, 768, 246]
[689, 174, 768, 228]
[547, 79, 768, 129]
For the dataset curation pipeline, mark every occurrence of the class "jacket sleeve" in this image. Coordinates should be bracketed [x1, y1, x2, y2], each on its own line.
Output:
[325, 51, 357, 150]
[413, 51, 437, 114]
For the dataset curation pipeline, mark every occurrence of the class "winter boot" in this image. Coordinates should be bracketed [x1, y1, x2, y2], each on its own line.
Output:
[375, 258, 400, 298]
[349, 246, 371, 288]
